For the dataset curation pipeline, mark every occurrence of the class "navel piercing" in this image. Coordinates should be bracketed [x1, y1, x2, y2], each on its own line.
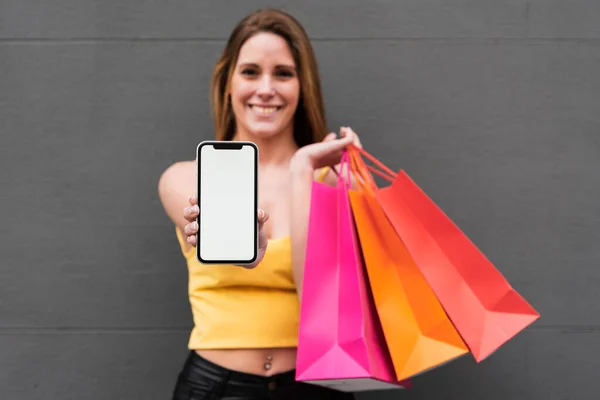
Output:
[264, 355, 273, 371]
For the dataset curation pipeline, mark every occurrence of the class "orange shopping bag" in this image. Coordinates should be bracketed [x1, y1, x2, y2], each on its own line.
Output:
[346, 149, 469, 381]
[348, 145, 540, 363]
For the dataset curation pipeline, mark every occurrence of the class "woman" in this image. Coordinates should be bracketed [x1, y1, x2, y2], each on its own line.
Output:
[158, 8, 360, 400]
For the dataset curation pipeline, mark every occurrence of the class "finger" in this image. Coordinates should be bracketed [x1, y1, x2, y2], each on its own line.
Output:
[346, 126, 362, 148]
[189, 195, 198, 206]
[316, 137, 354, 158]
[257, 208, 270, 225]
[184, 221, 198, 236]
[333, 131, 355, 148]
[323, 132, 336, 142]
[340, 126, 356, 140]
[257, 209, 270, 253]
[341, 126, 362, 149]
[186, 235, 197, 247]
[184, 204, 199, 222]
[258, 228, 268, 251]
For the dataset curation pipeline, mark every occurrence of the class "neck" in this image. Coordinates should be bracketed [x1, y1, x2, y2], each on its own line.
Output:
[232, 128, 298, 166]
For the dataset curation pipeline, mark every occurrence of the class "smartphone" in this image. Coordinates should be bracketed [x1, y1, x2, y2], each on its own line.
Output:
[196, 141, 258, 265]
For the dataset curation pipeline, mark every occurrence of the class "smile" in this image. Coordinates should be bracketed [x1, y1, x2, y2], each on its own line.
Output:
[249, 105, 282, 115]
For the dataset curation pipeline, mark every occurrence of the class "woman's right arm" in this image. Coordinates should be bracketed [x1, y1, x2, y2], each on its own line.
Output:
[158, 161, 196, 238]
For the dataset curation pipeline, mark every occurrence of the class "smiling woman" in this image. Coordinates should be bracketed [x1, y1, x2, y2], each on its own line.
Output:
[158, 8, 360, 400]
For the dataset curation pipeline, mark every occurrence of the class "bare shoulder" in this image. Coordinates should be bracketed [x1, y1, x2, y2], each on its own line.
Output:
[158, 160, 196, 230]
[160, 160, 195, 182]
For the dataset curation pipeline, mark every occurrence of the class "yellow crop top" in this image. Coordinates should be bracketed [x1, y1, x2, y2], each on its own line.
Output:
[175, 230, 299, 349]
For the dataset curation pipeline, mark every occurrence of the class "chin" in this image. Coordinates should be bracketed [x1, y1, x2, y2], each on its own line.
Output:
[245, 123, 292, 141]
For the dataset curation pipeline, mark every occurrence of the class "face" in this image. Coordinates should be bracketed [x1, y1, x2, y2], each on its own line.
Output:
[229, 32, 300, 141]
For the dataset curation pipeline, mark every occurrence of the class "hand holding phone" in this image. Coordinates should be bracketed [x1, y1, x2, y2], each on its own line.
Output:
[183, 195, 269, 267]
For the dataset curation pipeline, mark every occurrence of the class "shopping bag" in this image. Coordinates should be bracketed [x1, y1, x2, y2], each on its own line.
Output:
[296, 152, 410, 392]
[348, 145, 540, 363]
[346, 150, 469, 381]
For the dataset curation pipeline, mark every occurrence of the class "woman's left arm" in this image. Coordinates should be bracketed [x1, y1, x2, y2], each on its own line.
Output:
[289, 160, 315, 299]
[288, 127, 362, 300]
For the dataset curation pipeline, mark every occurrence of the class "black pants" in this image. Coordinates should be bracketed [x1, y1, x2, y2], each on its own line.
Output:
[172, 351, 355, 400]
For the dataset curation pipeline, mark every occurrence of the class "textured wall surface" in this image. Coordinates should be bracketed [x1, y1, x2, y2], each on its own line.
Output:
[1, 1, 599, 399]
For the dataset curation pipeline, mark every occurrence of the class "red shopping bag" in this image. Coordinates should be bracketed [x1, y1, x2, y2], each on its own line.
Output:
[348, 145, 540, 362]
[296, 152, 410, 392]
[346, 151, 469, 380]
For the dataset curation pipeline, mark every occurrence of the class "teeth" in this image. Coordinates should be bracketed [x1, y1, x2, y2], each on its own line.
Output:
[251, 105, 278, 114]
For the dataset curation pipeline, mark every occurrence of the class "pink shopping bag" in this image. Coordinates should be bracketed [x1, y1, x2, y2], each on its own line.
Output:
[295, 152, 410, 393]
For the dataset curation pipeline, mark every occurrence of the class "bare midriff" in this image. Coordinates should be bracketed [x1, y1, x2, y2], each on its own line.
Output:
[195, 347, 297, 376]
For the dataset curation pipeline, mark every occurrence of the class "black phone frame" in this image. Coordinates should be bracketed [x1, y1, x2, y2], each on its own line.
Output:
[195, 140, 259, 265]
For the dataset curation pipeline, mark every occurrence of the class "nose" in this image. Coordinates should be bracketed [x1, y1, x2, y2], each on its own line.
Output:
[256, 75, 275, 98]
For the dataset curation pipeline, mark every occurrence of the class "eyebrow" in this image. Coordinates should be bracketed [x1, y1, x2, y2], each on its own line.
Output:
[237, 62, 296, 70]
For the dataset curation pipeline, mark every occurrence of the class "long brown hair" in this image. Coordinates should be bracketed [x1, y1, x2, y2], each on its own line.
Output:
[210, 9, 328, 148]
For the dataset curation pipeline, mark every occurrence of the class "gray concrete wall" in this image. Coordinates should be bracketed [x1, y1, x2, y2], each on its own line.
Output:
[1, 1, 598, 399]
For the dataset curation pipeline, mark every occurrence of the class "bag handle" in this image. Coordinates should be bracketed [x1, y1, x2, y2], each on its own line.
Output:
[349, 145, 397, 181]
[326, 146, 396, 193]
[332, 150, 353, 189]
[326, 149, 369, 187]
[344, 146, 377, 195]
[347, 145, 396, 195]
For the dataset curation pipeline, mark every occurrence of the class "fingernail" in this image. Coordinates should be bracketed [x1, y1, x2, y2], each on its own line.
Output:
[192, 205, 198, 213]
[192, 222, 198, 230]
[259, 209, 264, 219]
[187, 236, 192, 243]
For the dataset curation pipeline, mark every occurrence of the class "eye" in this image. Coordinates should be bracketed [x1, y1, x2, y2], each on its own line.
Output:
[241, 68, 258, 77]
[276, 70, 294, 78]
[275, 68, 296, 79]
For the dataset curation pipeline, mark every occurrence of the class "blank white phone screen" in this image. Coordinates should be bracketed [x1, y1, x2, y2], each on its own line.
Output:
[198, 143, 257, 263]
